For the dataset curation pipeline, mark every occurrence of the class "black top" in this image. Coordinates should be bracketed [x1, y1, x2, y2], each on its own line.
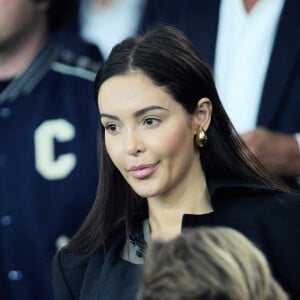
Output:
[52, 179, 300, 300]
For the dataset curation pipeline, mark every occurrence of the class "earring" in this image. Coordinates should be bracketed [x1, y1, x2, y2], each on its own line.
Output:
[195, 126, 207, 148]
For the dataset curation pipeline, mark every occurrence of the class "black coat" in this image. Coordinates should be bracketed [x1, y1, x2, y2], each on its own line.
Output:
[52, 179, 300, 300]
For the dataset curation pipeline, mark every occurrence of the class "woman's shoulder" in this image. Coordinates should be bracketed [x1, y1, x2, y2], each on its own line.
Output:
[52, 250, 88, 299]
[52, 232, 144, 300]
[54, 231, 126, 271]
[209, 177, 300, 211]
[54, 249, 92, 272]
[210, 178, 300, 229]
[52, 249, 104, 299]
[52, 234, 125, 299]
[229, 187, 300, 213]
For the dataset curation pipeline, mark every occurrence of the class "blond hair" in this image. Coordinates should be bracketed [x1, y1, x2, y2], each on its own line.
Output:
[138, 227, 288, 300]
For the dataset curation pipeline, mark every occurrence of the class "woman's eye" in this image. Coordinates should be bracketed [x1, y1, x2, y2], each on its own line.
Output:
[105, 124, 119, 133]
[143, 117, 160, 126]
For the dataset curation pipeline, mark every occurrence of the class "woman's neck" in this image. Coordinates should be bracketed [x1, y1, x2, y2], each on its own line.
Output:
[147, 173, 212, 241]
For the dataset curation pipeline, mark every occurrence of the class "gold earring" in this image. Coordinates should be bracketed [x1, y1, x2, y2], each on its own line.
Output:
[195, 126, 207, 147]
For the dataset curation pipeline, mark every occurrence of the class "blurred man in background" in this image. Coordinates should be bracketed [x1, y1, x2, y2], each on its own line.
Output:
[79, 0, 147, 58]
[0, 0, 100, 299]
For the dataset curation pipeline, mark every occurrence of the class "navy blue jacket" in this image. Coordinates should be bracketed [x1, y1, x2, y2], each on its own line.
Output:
[0, 40, 100, 300]
[52, 180, 300, 300]
[141, 0, 300, 133]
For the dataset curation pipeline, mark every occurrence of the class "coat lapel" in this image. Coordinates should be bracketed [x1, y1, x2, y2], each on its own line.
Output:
[88, 236, 142, 300]
[257, 0, 300, 127]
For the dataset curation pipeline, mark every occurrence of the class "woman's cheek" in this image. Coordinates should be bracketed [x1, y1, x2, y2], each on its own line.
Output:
[105, 137, 120, 164]
[164, 124, 191, 152]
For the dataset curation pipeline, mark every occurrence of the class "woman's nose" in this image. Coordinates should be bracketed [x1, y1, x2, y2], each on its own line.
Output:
[126, 130, 145, 155]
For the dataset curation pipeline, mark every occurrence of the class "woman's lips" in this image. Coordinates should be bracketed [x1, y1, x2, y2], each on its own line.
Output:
[128, 163, 159, 179]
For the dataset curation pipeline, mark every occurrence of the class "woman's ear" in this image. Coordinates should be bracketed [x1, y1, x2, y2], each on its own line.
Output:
[192, 97, 212, 132]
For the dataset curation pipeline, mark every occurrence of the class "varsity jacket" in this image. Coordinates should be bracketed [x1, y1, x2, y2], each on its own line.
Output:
[0, 39, 100, 300]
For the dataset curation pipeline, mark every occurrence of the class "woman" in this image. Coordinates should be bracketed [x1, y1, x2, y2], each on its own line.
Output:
[138, 227, 288, 300]
[52, 26, 300, 300]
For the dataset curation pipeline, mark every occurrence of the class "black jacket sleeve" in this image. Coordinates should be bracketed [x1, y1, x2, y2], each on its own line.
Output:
[52, 250, 89, 300]
[261, 193, 300, 299]
[52, 251, 75, 300]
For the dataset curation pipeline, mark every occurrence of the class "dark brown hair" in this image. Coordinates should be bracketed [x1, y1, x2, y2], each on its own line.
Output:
[65, 26, 288, 255]
[138, 227, 289, 300]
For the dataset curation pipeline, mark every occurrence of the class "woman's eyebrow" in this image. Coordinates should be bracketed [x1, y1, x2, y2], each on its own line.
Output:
[100, 113, 119, 121]
[100, 106, 169, 120]
[133, 105, 169, 118]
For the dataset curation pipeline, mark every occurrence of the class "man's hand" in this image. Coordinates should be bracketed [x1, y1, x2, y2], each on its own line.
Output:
[241, 127, 300, 176]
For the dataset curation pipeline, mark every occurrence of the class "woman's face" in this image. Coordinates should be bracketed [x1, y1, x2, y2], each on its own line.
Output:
[98, 72, 202, 200]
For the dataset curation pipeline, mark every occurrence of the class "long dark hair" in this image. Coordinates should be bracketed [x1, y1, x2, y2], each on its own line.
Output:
[65, 26, 287, 255]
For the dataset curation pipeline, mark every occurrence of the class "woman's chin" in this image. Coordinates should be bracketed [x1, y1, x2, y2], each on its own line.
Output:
[133, 187, 159, 199]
